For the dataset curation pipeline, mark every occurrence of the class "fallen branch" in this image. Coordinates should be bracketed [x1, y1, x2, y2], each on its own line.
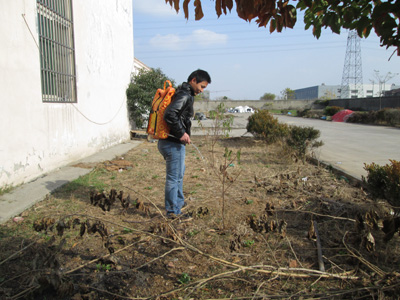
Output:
[158, 264, 358, 299]
[313, 221, 325, 272]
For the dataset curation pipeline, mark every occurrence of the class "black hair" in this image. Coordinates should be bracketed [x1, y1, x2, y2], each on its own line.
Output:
[187, 69, 211, 84]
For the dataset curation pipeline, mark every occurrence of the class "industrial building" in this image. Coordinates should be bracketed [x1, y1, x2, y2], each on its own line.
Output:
[294, 83, 400, 100]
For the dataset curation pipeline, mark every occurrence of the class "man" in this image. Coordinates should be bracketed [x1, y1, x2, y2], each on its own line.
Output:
[158, 69, 211, 219]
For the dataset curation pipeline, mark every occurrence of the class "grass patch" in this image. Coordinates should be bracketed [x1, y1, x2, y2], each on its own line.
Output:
[268, 109, 297, 116]
[52, 167, 109, 198]
[0, 184, 15, 196]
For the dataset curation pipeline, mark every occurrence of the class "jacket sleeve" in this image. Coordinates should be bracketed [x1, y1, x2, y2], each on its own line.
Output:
[163, 91, 190, 139]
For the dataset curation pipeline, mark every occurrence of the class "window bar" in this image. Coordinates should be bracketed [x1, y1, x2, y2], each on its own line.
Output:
[38, 0, 76, 102]
[69, 0, 77, 102]
[50, 13, 55, 101]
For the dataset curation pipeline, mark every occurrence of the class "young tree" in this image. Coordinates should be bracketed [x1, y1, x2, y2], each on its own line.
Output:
[126, 68, 175, 128]
[195, 90, 210, 101]
[280, 88, 295, 100]
[164, 0, 400, 55]
[260, 92, 276, 100]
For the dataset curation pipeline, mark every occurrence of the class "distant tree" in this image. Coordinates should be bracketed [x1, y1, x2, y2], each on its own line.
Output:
[216, 96, 230, 101]
[260, 93, 276, 100]
[165, 0, 400, 55]
[195, 90, 210, 101]
[280, 88, 295, 100]
[319, 90, 337, 100]
[126, 68, 175, 128]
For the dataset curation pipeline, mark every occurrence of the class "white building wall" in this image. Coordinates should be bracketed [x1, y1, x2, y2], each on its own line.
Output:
[0, 0, 133, 187]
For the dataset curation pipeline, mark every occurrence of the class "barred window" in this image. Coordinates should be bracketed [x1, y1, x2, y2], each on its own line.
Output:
[37, 0, 77, 103]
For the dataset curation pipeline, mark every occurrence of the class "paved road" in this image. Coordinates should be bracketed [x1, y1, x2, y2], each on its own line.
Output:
[275, 115, 400, 180]
[192, 113, 400, 180]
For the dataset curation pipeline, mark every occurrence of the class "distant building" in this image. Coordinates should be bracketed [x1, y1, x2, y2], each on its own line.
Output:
[294, 83, 400, 100]
[294, 84, 341, 100]
[131, 58, 151, 81]
[384, 88, 400, 96]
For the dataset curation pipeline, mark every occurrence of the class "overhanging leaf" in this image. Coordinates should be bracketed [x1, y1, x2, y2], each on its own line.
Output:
[161, 0, 400, 55]
[194, 0, 204, 20]
[183, 0, 190, 19]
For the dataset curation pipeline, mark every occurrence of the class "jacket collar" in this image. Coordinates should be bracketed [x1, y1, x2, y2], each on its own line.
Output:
[181, 82, 195, 96]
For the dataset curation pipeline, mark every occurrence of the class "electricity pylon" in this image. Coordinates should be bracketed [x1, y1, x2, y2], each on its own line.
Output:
[340, 30, 364, 98]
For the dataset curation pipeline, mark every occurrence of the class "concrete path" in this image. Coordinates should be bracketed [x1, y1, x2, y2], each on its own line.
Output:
[275, 115, 400, 181]
[192, 112, 400, 181]
[0, 140, 142, 224]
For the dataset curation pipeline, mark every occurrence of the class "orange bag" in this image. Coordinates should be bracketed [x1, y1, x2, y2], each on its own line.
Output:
[147, 80, 175, 139]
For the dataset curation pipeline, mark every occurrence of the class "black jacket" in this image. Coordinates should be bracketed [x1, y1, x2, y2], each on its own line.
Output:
[163, 82, 195, 143]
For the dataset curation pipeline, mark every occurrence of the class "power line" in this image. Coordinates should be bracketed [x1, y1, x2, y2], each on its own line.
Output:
[136, 44, 346, 59]
[135, 40, 344, 55]
[134, 30, 310, 39]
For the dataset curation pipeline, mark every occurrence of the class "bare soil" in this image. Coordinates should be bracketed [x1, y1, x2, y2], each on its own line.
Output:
[1, 135, 399, 300]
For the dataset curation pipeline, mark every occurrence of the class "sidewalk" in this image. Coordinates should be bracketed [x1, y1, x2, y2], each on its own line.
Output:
[0, 140, 142, 224]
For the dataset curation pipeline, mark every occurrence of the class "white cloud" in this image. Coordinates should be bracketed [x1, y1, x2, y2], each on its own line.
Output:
[190, 29, 228, 47]
[149, 29, 228, 51]
[149, 34, 183, 51]
[133, 0, 179, 17]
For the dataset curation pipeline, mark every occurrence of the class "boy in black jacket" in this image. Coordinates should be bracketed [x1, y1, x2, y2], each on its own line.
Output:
[158, 69, 211, 219]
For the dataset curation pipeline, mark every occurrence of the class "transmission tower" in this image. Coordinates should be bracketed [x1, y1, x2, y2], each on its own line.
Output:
[340, 30, 364, 98]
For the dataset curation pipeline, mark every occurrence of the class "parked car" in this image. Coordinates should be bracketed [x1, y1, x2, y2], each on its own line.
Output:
[194, 112, 207, 120]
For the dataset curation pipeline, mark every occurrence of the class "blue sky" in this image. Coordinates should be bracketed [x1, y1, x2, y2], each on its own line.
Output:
[132, 0, 400, 100]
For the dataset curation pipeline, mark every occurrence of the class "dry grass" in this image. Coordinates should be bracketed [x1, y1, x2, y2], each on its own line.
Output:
[1, 135, 400, 300]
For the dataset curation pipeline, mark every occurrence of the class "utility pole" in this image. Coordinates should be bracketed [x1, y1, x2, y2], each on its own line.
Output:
[340, 30, 364, 99]
[373, 70, 399, 109]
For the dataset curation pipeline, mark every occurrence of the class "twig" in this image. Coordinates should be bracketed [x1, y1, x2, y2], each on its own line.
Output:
[278, 209, 355, 222]
[323, 255, 346, 274]
[83, 284, 148, 299]
[121, 184, 184, 243]
[159, 263, 358, 299]
[286, 236, 304, 268]
[252, 282, 265, 300]
[10, 284, 41, 300]
[133, 247, 184, 270]
[388, 49, 396, 61]
[0, 238, 39, 266]
[64, 241, 137, 275]
[342, 231, 385, 277]
[313, 221, 325, 272]
[289, 275, 323, 299]
[121, 184, 165, 218]
[261, 235, 280, 266]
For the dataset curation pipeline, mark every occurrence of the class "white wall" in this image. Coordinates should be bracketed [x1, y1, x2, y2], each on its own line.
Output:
[0, 0, 134, 187]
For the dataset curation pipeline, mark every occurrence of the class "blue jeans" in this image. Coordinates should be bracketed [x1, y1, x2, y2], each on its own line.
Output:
[157, 139, 186, 215]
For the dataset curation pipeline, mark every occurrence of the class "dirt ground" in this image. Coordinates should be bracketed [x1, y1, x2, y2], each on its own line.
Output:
[1, 135, 400, 300]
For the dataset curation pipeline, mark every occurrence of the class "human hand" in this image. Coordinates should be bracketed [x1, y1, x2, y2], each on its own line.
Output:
[180, 132, 191, 145]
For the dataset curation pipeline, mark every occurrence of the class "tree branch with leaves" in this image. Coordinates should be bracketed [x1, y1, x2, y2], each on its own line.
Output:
[164, 0, 400, 55]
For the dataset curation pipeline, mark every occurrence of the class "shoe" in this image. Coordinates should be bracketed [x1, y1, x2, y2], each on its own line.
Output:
[166, 213, 177, 220]
[177, 213, 192, 222]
